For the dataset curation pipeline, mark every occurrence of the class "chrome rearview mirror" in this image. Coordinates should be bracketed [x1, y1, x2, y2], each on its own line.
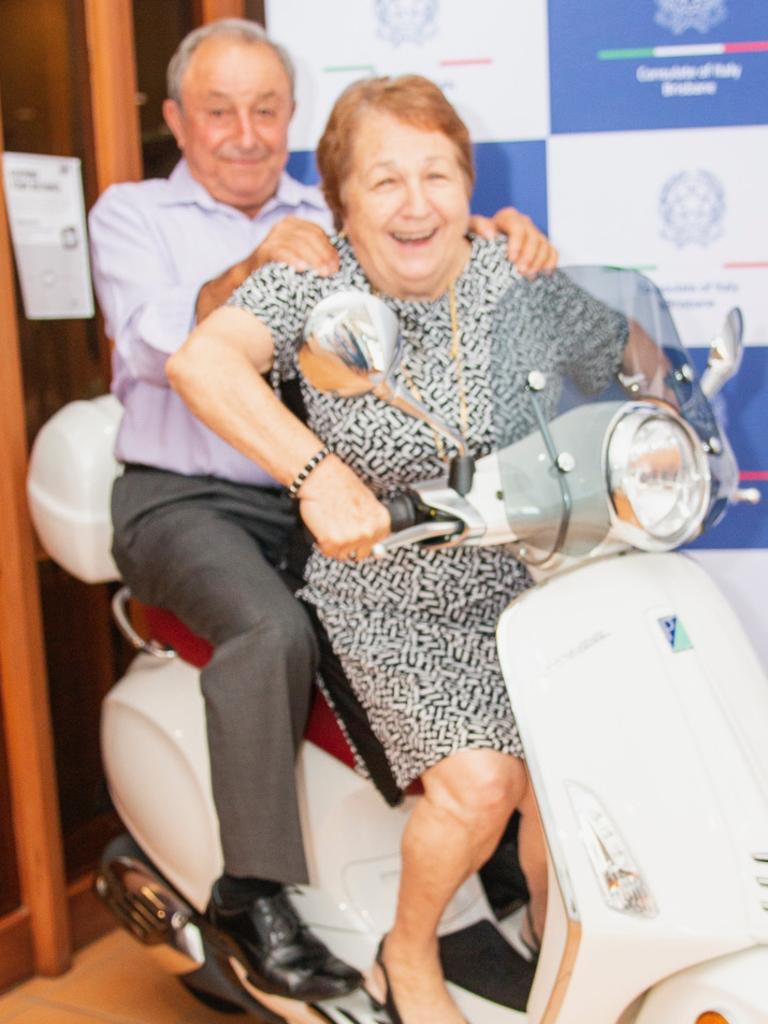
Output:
[300, 290, 402, 396]
[700, 307, 744, 399]
[301, 290, 467, 458]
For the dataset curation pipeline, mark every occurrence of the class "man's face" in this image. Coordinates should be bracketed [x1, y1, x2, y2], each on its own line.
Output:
[163, 37, 294, 217]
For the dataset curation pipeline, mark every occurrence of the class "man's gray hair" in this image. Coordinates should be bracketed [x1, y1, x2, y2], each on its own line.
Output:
[167, 18, 296, 104]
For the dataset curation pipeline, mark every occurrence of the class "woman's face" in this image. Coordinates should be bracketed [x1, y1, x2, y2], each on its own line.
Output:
[341, 110, 472, 300]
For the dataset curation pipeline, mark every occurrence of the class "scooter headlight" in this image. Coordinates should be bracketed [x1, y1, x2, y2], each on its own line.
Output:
[568, 784, 657, 918]
[607, 405, 710, 550]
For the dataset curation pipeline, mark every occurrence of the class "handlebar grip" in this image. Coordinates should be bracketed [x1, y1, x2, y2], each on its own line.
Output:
[382, 492, 418, 532]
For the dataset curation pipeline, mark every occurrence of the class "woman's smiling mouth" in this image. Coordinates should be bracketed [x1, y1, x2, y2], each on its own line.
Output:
[391, 229, 438, 245]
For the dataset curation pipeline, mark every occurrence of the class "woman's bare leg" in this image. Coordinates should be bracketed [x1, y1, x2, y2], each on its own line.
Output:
[371, 749, 528, 1024]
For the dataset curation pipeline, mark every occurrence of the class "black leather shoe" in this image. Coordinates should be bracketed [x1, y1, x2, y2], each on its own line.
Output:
[208, 885, 362, 1001]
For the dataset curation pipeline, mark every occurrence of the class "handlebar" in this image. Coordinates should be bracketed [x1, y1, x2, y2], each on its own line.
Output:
[384, 491, 420, 532]
[377, 492, 463, 558]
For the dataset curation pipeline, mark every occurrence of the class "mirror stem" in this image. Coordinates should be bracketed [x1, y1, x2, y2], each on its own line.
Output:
[380, 385, 468, 457]
[449, 455, 475, 496]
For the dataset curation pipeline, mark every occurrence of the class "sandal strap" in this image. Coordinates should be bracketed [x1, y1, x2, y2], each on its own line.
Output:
[375, 936, 404, 1024]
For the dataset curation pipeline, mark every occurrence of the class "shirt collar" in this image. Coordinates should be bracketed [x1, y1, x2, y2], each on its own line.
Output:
[164, 159, 325, 218]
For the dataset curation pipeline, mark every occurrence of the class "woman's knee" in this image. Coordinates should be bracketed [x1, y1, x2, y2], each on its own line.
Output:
[424, 750, 526, 829]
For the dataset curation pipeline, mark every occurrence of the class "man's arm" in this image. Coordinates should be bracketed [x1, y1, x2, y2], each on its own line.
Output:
[89, 185, 204, 385]
[195, 216, 339, 320]
[90, 187, 338, 381]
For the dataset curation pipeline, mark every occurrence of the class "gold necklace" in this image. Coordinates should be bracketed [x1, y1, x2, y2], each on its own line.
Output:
[400, 283, 469, 462]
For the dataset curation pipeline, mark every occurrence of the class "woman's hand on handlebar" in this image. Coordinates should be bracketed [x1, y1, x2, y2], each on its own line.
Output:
[298, 454, 391, 561]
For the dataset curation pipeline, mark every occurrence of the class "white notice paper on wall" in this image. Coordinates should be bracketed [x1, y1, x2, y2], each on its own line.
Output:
[2, 152, 94, 319]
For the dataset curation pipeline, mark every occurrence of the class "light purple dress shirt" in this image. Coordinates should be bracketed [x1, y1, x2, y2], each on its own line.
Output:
[89, 158, 332, 486]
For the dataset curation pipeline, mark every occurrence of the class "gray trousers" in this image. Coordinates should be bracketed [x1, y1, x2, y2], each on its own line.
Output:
[111, 466, 318, 884]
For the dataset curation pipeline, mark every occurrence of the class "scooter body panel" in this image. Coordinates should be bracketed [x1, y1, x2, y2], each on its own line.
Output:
[498, 551, 768, 1022]
[101, 653, 222, 911]
[101, 656, 493, 968]
[633, 944, 768, 1022]
[296, 743, 492, 961]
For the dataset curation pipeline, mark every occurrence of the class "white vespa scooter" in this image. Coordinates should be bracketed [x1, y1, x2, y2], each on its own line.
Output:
[27, 266, 768, 1024]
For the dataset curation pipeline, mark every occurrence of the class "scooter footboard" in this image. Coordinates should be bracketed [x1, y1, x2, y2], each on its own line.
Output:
[497, 551, 768, 1023]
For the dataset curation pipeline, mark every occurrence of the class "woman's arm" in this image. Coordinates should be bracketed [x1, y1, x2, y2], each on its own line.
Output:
[166, 306, 390, 560]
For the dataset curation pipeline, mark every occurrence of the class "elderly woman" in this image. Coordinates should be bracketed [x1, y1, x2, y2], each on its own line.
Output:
[168, 76, 626, 1024]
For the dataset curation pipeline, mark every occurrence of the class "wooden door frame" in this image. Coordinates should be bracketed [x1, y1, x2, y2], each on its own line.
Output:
[196, 0, 247, 22]
[83, 0, 143, 190]
[0, 104, 71, 979]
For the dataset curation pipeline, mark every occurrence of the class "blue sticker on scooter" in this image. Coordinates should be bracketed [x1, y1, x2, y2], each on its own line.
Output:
[659, 615, 693, 652]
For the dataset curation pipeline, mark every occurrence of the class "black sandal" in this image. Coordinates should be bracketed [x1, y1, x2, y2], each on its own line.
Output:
[374, 936, 473, 1024]
[375, 936, 403, 1024]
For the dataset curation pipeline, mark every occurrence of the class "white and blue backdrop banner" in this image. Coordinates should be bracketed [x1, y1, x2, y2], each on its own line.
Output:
[265, 0, 768, 660]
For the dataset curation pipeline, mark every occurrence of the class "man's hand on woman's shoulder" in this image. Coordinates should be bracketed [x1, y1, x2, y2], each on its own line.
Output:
[469, 207, 558, 278]
[251, 216, 340, 277]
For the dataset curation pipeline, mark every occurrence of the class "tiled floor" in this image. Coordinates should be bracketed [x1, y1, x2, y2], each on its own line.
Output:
[0, 930, 235, 1023]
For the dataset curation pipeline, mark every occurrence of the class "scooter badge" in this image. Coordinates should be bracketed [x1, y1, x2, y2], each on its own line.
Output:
[659, 614, 694, 652]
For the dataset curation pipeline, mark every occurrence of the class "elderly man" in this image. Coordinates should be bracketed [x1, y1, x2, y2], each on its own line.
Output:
[89, 17, 557, 1004]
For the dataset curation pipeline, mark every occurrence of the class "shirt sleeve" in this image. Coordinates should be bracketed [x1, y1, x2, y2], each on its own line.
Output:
[89, 186, 199, 387]
[228, 261, 321, 384]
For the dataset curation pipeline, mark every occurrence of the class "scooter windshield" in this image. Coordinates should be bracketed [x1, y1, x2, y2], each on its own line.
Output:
[488, 266, 734, 562]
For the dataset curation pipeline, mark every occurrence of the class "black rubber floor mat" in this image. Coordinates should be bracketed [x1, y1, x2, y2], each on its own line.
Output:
[440, 919, 536, 1012]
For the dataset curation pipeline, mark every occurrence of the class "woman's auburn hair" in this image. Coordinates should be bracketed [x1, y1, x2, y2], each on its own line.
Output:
[316, 74, 475, 231]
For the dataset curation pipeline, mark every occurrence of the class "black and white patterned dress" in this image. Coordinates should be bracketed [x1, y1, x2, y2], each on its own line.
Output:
[231, 237, 626, 798]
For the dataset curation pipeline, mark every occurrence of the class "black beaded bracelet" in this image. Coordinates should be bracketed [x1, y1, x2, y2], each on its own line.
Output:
[287, 445, 331, 499]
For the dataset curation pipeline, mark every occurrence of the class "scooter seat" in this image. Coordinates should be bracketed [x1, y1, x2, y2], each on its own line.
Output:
[143, 605, 358, 772]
